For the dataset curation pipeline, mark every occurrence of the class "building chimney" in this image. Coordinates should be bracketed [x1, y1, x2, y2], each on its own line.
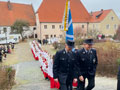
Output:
[7, 0, 12, 10]
[101, 9, 103, 12]
[90, 11, 93, 16]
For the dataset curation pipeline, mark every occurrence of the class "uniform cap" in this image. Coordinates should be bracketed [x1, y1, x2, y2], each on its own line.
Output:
[84, 39, 94, 45]
[66, 40, 74, 48]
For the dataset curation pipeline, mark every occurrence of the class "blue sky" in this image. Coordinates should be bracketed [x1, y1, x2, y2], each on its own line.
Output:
[0, 0, 120, 18]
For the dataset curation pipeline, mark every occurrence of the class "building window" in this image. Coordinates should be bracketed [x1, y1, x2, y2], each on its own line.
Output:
[54, 35, 56, 37]
[111, 17, 114, 21]
[52, 25, 55, 29]
[35, 34, 37, 38]
[59, 25, 61, 29]
[60, 35, 62, 38]
[106, 24, 110, 29]
[51, 35, 53, 38]
[82, 25, 84, 29]
[114, 24, 117, 30]
[3, 27, 7, 33]
[33, 27, 36, 30]
[44, 25, 47, 29]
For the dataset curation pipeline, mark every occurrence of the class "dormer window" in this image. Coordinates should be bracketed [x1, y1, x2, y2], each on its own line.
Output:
[111, 17, 114, 21]
[96, 9, 103, 19]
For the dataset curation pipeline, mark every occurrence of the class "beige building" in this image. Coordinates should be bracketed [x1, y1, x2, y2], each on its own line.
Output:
[35, 0, 91, 41]
[35, 0, 120, 41]
[89, 9, 120, 36]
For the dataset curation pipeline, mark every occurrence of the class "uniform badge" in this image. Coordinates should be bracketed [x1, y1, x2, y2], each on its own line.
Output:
[63, 51, 66, 54]
[61, 58, 65, 60]
[83, 52, 85, 54]
[82, 58, 85, 61]
[93, 58, 96, 63]
[90, 51, 92, 54]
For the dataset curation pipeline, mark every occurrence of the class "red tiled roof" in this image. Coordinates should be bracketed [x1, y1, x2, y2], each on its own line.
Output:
[0, 1, 36, 26]
[90, 9, 112, 23]
[37, 0, 91, 23]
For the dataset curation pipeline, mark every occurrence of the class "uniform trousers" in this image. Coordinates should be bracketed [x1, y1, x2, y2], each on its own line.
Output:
[58, 74, 73, 90]
[77, 75, 95, 90]
[117, 76, 120, 90]
[0, 56, 2, 62]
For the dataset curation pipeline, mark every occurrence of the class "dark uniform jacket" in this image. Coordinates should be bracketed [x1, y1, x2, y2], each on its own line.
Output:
[53, 49, 77, 82]
[118, 66, 120, 79]
[77, 48, 98, 76]
[0, 48, 2, 59]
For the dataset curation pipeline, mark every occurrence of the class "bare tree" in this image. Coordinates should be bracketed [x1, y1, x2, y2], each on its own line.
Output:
[74, 27, 86, 45]
[87, 29, 101, 39]
[11, 20, 29, 41]
[114, 25, 120, 40]
[60, 26, 85, 45]
[74, 27, 85, 40]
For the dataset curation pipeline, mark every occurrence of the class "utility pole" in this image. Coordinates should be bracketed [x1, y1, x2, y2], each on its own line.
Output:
[3, 27, 7, 44]
[87, 22, 89, 37]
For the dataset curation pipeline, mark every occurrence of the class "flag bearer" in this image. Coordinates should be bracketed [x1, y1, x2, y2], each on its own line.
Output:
[53, 40, 77, 90]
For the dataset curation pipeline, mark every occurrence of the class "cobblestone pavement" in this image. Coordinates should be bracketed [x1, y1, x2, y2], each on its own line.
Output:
[2, 40, 117, 90]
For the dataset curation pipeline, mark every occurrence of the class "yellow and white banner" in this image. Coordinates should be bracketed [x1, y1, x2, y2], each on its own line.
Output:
[61, 0, 70, 31]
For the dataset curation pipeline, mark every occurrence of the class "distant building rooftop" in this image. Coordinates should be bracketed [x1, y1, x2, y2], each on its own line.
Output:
[0, 1, 36, 26]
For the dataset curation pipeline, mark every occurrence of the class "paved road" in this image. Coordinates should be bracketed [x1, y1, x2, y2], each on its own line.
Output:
[3, 40, 117, 90]
[12, 60, 117, 90]
[12, 61, 55, 90]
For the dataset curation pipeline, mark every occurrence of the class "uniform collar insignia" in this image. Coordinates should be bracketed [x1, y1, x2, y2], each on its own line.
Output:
[93, 58, 96, 63]
[63, 50, 66, 54]
[90, 51, 92, 53]
[83, 52, 85, 54]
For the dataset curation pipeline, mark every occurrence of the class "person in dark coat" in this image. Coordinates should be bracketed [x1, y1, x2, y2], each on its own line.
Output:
[7, 44, 11, 53]
[76, 39, 98, 90]
[3, 45, 7, 59]
[117, 66, 120, 90]
[11, 43, 14, 50]
[0, 46, 3, 62]
[53, 40, 77, 90]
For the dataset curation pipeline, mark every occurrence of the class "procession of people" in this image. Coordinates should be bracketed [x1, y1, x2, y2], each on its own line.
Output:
[30, 40, 60, 89]
[30, 38, 99, 90]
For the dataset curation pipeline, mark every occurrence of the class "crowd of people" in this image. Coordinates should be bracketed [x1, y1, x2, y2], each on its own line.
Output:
[38, 39, 48, 45]
[30, 39, 97, 90]
[0, 43, 14, 62]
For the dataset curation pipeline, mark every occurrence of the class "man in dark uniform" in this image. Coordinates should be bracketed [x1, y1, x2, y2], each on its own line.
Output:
[76, 39, 98, 90]
[0, 46, 3, 62]
[117, 66, 120, 90]
[53, 40, 77, 90]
